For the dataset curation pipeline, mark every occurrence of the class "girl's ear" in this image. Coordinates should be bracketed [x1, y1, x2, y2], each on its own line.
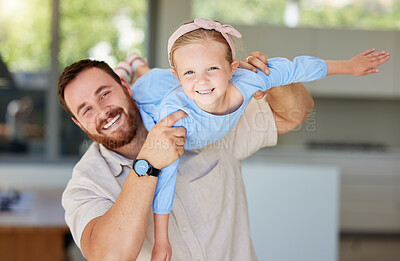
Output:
[171, 68, 178, 79]
[229, 60, 240, 78]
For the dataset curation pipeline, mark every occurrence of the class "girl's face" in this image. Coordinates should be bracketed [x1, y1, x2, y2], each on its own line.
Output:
[172, 40, 239, 112]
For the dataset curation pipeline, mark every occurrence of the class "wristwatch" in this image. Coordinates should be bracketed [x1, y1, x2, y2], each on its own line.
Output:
[132, 159, 160, 177]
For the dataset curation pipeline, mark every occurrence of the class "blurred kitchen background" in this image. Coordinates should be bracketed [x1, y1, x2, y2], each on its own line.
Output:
[0, 0, 399, 260]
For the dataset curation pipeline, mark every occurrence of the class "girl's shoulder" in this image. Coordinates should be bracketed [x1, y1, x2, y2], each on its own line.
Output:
[231, 68, 266, 97]
[131, 68, 180, 106]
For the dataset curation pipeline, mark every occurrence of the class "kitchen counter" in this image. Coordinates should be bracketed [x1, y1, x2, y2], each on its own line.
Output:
[0, 188, 69, 261]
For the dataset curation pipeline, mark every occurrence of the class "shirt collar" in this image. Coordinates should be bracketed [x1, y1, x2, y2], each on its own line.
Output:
[98, 143, 134, 177]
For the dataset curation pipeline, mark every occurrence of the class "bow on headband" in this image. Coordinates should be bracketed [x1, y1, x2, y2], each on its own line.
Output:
[167, 18, 243, 66]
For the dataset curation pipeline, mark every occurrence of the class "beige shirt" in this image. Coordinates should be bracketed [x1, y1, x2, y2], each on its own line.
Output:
[62, 97, 277, 261]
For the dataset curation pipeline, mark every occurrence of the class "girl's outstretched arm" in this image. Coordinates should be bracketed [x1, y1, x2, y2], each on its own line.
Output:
[326, 49, 390, 76]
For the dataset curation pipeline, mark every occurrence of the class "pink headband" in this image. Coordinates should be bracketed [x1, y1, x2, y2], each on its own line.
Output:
[167, 17, 242, 67]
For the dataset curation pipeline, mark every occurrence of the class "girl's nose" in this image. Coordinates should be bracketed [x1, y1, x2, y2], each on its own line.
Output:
[196, 72, 209, 84]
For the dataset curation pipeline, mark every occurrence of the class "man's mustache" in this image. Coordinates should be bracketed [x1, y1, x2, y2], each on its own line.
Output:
[96, 107, 124, 133]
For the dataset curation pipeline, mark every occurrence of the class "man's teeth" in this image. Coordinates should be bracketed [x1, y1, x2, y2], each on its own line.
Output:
[103, 114, 120, 130]
[197, 89, 213, 94]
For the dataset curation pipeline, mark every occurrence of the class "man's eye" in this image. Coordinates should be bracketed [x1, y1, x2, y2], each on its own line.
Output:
[83, 107, 91, 115]
[184, 70, 194, 75]
[101, 91, 110, 99]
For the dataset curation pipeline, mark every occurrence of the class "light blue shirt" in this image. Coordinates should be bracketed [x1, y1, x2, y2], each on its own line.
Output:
[132, 56, 327, 214]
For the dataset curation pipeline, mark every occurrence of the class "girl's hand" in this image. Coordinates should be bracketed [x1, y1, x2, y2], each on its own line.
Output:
[151, 239, 172, 261]
[348, 49, 390, 76]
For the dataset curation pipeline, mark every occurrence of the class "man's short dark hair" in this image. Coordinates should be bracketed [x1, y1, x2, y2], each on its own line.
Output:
[58, 59, 122, 119]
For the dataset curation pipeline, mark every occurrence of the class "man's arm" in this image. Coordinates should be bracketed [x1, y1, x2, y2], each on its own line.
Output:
[239, 52, 314, 135]
[265, 82, 314, 135]
[80, 111, 187, 260]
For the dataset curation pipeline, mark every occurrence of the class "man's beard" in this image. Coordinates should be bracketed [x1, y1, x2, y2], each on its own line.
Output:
[84, 93, 142, 150]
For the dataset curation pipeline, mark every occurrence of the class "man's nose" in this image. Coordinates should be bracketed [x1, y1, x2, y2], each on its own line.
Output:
[99, 105, 111, 119]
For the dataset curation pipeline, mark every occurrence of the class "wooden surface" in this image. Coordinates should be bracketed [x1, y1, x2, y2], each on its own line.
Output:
[0, 189, 69, 261]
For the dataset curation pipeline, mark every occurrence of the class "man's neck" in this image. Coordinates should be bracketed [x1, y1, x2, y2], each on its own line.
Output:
[110, 123, 148, 160]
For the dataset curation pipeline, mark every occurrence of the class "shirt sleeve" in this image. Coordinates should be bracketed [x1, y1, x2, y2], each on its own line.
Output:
[258, 56, 327, 89]
[131, 68, 180, 106]
[62, 173, 114, 249]
[152, 159, 179, 214]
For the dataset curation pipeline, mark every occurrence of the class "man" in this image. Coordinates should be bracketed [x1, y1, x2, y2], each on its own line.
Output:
[59, 52, 314, 260]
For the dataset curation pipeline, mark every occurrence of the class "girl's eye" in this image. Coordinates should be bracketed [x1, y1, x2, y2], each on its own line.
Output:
[209, 67, 218, 71]
[184, 70, 194, 75]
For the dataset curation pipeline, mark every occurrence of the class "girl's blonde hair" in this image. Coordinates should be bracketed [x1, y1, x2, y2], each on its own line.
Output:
[169, 27, 233, 69]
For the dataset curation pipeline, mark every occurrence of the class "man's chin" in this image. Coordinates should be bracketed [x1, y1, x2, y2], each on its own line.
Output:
[87, 131, 135, 150]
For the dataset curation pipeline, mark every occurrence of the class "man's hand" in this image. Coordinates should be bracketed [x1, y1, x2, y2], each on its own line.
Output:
[239, 51, 271, 100]
[137, 110, 187, 169]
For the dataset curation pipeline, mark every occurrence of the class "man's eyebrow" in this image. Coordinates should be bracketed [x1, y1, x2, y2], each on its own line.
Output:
[76, 102, 87, 116]
[76, 85, 110, 116]
[94, 85, 111, 96]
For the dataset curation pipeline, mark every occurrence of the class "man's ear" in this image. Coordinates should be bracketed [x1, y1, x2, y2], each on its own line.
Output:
[229, 60, 240, 78]
[72, 117, 84, 130]
[120, 77, 133, 96]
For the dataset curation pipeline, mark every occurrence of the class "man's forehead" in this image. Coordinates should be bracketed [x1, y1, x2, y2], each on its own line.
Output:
[64, 68, 115, 109]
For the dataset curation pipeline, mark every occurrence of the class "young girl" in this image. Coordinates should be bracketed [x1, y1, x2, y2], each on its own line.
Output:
[116, 18, 389, 260]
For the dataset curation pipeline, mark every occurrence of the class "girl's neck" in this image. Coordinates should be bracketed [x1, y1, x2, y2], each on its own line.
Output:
[196, 82, 243, 115]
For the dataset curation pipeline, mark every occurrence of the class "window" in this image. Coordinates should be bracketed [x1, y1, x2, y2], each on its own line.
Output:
[59, 0, 147, 155]
[192, 0, 400, 30]
[0, 0, 147, 157]
[0, 0, 51, 156]
[60, 0, 147, 69]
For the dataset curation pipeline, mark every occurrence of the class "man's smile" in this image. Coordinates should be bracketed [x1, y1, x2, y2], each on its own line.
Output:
[102, 113, 121, 130]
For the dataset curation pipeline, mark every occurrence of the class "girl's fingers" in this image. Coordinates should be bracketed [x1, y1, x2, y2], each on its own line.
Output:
[369, 54, 390, 64]
[364, 68, 379, 75]
[361, 48, 376, 56]
[367, 51, 387, 58]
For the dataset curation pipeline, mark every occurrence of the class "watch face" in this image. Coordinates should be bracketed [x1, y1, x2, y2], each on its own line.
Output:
[134, 159, 149, 175]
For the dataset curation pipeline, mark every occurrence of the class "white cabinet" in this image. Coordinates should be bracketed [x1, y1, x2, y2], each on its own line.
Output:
[242, 161, 340, 261]
[252, 147, 400, 232]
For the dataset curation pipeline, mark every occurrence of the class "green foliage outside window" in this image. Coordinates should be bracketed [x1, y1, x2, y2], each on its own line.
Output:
[0, 0, 147, 72]
[60, 0, 147, 71]
[193, 0, 400, 30]
[0, 0, 51, 72]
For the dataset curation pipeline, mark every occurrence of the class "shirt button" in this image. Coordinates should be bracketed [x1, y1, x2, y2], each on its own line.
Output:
[182, 226, 188, 232]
